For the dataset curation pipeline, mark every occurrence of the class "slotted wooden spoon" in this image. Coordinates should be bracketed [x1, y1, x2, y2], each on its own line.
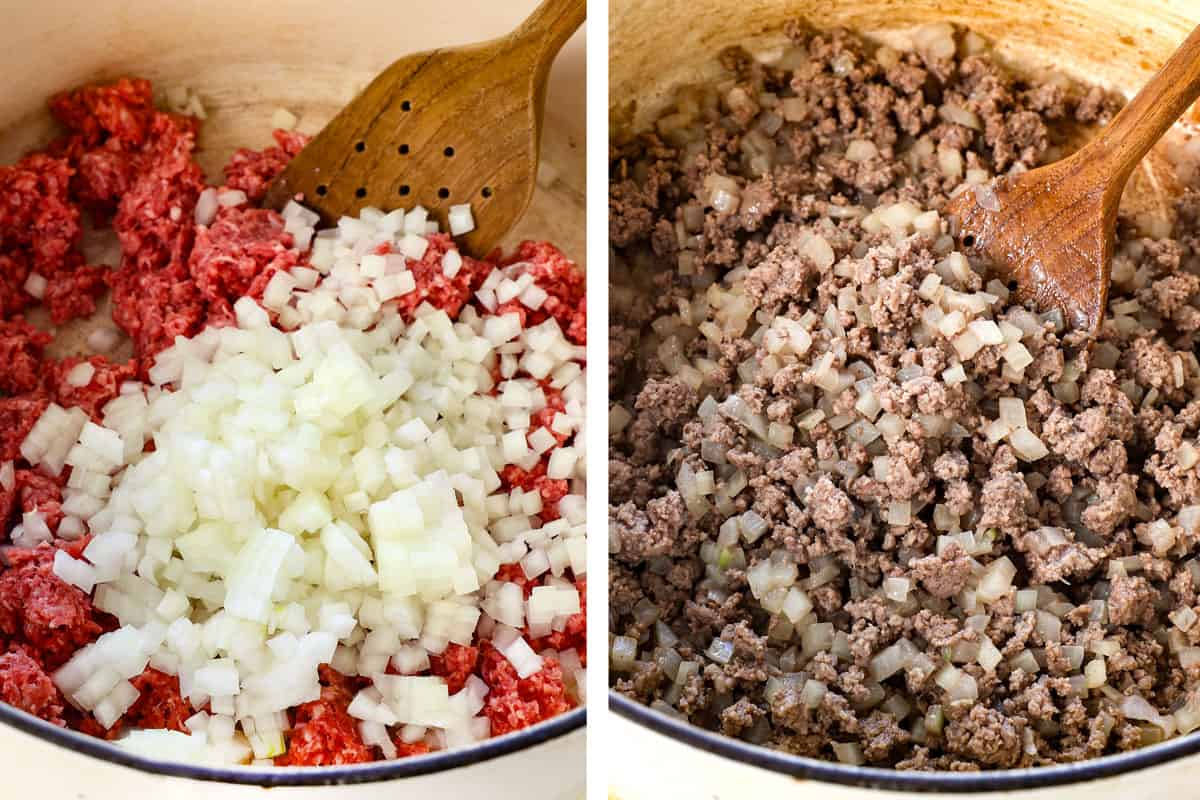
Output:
[263, 0, 585, 257]
[946, 24, 1200, 333]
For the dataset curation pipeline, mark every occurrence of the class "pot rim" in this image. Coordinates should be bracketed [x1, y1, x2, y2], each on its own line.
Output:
[0, 702, 584, 785]
[610, 691, 1200, 793]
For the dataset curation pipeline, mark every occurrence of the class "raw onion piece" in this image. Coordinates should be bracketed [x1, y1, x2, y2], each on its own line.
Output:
[22, 271, 49, 299]
[447, 204, 476, 236]
[271, 107, 298, 130]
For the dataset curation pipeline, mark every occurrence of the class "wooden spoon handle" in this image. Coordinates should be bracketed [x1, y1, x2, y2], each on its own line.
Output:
[510, 0, 587, 66]
[1090, 24, 1200, 182]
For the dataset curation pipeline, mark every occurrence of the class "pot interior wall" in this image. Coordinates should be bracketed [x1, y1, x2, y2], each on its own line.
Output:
[611, 0, 1196, 132]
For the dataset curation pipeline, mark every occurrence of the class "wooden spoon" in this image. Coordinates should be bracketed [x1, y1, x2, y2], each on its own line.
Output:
[946, 24, 1200, 333]
[263, 0, 585, 258]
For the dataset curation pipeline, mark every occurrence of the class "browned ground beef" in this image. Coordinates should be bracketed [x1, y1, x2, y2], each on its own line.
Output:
[608, 22, 1200, 770]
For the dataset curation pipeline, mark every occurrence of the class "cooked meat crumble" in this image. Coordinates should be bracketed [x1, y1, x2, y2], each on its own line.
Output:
[608, 21, 1200, 769]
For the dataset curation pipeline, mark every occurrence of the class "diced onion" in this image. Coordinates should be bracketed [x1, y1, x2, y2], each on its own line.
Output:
[832, 741, 864, 765]
[845, 140, 879, 163]
[447, 204, 476, 236]
[869, 639, 916, 682]
[23, 272, 47, 299]
[1010, 427, 1049, 461]
[976, 557, 1016, 603]
[271, 107, 298, 130]
[883, 577, 910, 602]
[1121, 694, 1163, 724]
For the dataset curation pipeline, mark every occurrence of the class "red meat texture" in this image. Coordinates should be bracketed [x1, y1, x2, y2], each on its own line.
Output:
[500, 461, 570, 522]
[529, 578, 587, 664]
[189, 207, 300, 303]
[49, 78, 159, 153]
[0, 137, 108, 327]
[0, 647, 64, 724]
[0, 318, 52, 395]
[45, 355, 138, 422]
[0, 480, 14, 532]
[391, 738, 433, 758]
[43, 265, 110, 326]
[107, 205, 298, 368]
[0, 395, 50, 461]
[276, 675, 373, 767]
[499, 241, 586, 345]
[429, 643, 480, 694]
[0, 153, 81, 276]
[0, 252, 34, 319]
[108, 267, 209, 367]
[37, 78, 293, 372]
[223, 129, 311, 204]
[52, 80, 205, 274]
[16, 470, 65, 534]
[109, 113, 205, 275]
[389, 234, 494, 322]
[479, 643, 574, 737]
[0, 543, 103, 670]
[125, 668, 192, 732]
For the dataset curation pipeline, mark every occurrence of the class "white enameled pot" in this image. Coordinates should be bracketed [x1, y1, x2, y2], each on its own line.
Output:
[0, 0, 585, 796]
[608, 0, 1199, 796]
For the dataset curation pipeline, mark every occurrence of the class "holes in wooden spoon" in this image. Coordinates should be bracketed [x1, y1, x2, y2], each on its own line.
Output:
[401, 100, 412, 112]
[355, 187, 367, 199]
[481, 186, 493, 199]
[398, 185, 411, 197]
[437, 187, 450, 200]
[354, 141, 366, 153]
[316, 184, 328, 197]
[398, 144, 410, 155]
[443, 146, 455, 158]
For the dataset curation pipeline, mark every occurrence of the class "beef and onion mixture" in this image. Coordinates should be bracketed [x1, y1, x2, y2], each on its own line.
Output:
[0, 78, 587, 766]
[609, 22, 1200, 770]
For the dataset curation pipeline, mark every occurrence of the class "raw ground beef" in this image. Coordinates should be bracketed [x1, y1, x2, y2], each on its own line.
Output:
[501, 240, 587, 345]
[0, 395, 50, 461]
[125, 668, 192, 732]
[0, 318, 51, 395]
[0, 648, 64, 724]
[609, 22, 1200, 770]
[430, 643, 481, 695]
[0, 543, 105, 673]
[480, 642, 574, 736]
[275, 667, 374, 767]
[223, 129, 310, 204]
[0, 77, 585, 765]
